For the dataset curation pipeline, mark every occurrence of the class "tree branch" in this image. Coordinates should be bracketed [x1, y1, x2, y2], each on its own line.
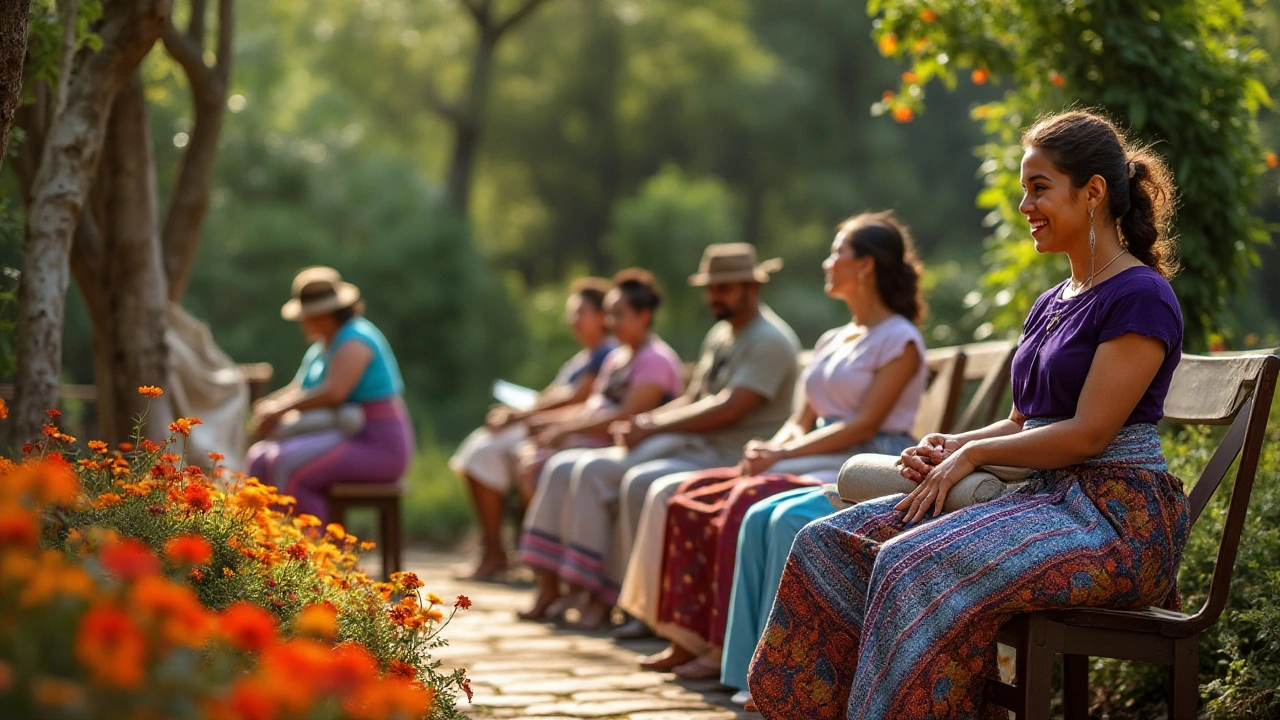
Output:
[162, 19, 211, 96]
[161, 0, 232, 301]
[188, 0, 206, 44]
[459, 0, 489, 25]
[53, 0, 80, 118]
[214, 0, 231, 82]
[424, 75, 462, 121]
[494, 0, 551, 38]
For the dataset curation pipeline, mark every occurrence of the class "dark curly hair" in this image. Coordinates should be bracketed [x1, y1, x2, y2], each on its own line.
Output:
[837, 211, 926, 325]
[610, 268, 663, 327]
[1022, 109, 1179, 279]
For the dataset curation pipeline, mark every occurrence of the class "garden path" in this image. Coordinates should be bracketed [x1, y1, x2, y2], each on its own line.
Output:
[404, 548, 761, 720]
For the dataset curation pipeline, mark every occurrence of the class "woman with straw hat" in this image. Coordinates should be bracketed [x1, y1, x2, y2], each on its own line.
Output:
[246, 266, 414, 522]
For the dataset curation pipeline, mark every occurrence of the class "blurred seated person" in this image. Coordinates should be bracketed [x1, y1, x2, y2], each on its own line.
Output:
[451, 278, 616, 579]
[513, 270, 684, 505]
[247, 267, 413, 523]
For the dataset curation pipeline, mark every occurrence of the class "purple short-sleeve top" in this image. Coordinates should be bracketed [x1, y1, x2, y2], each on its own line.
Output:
[1011, 265, 1183, 425]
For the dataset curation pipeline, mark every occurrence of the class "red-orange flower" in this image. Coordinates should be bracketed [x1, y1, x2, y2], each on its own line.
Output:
[183, 484, 214, 513]
[0, 508, 38, 548]
[138, 386, 163, 398]
[455, 595, 472, 610]
[164, 534, 213, 566]
[920, 8, 937, 22]
[1266, 151, 1278, 170]
[1049, 70, 1065, 86]
[130, 576, 212, 648]
[220, 602, 278, 652]
[878, 32, 898, 55]
[100, 538, 160, 580]
[0, 398, 7, 420]
[208, 452, 225, 463]
[295, 602, 338, 638]
[75, 605, 147, 689]
[972, 68, 989, 85]
[168, 417, 203, 436]
[892, 105, 916, 123]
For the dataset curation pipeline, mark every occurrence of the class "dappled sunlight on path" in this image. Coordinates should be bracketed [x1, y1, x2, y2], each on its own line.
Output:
[402, 548, 761, 720]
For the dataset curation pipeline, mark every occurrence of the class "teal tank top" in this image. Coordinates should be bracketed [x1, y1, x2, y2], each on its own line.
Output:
[296, 317, 404, 402]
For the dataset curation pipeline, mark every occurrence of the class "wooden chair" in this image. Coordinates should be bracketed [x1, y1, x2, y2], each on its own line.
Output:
[328, 479, 407, 581]
[952, 340, 1016, 433]
[916, 346, 968, 438]
[990, 352, 1280, 719]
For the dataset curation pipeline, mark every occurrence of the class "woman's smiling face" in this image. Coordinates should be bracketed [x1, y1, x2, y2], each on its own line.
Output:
[1019, 147, 1090, 254]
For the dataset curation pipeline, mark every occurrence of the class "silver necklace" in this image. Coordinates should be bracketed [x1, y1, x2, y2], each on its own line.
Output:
[1067, 249, 1127, 296]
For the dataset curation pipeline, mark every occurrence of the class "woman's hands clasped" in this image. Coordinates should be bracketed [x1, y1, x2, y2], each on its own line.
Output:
[740, 439, 784, 476]
[894, 434, 972, 523]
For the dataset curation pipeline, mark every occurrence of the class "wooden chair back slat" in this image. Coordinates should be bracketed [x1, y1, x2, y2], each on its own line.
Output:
[914, 348, 967, 438]
[954, 341, 1016, 433]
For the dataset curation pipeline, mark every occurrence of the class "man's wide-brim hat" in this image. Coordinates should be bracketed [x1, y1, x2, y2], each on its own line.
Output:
[688, 243, 783, 287]
[281, 266, 362, 321]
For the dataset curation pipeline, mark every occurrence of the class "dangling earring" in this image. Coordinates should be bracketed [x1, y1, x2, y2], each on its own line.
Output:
[1087, 206, 1096, 287]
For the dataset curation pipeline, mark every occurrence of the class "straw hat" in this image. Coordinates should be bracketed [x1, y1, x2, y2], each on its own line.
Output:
[688, 243, 783, 287]
[280, 266, 362, 321]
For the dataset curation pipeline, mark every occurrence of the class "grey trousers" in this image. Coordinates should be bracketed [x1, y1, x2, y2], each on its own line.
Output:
[518, 433, 734, 603]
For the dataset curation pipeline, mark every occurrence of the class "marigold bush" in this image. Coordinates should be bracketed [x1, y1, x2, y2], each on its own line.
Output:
[0, 402, 471, 720]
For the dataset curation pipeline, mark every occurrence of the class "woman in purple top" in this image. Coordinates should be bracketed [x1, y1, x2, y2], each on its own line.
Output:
[748, 110, 1190, 719]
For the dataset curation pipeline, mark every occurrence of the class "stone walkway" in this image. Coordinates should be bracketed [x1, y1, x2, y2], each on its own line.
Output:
[404, 548, 760, 720]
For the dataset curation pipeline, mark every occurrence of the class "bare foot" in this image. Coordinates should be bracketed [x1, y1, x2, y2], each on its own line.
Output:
[567, 598, 611, 631]
[517, 589, 561, 621]
[638, 643, 697, 671]
[461, 551, 509, 581]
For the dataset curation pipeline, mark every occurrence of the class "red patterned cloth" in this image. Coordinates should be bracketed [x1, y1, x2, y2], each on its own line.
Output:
[655, 468, 821, 648]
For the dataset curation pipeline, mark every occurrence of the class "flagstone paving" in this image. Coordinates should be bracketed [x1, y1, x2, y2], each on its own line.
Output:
[404, 548, 762, 720]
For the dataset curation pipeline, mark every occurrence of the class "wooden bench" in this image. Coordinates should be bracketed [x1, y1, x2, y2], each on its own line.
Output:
[991, 352, 1280, 719]
[328, 479, 406, 580]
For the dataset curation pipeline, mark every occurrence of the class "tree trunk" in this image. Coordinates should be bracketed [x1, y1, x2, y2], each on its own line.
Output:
[9, 0, 171, 446]
[444, 30, 496, 216]
[0, 0, 31, 173]
[87, 74, 173, 442]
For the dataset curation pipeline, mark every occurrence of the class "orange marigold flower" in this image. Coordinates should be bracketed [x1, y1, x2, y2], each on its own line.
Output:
[389, 659, 416, 679]
[75, 605, 147, 689]
[92, 493, 123, 510]
[160, 453, 181, 465]
[208, 451, 225, 462]
[164, 534, 213, 566]
[359, 540, 376, 551]
[285, 543, 308, 560]
[425, 608, 444, 622]
[0, 398, 7, 420]
[972, 67, 989, 85]
[892, 105, 916, 123]
[189, 567, 205, 582]
[295, 602, 338, 638]
[426, 592, 443, 606]
[87, 440, 108, 454]
[168, 417, 203, 436]
[455, 595, 472, 610]
[0, 508, 38, 549]
[328, 643, 379, 692]
[1049, 70, 1065, 86]
[100, 538, 160, 580]
[183, 484, 214, 513]
[139, 439, 161, 454]
[46, 408, 61, 418]
[118, 442, 135, 452]
[1266, 151, 1278, 170]
[32, 454, 80, 506]
[138, 386, 163, 398]
[877, 32, 898, 55]
[130, 576, 213, 648]
[219, 678, 277, 720]
[295, 514, 322, 528]
[219, 601, 278, 652]
[325, 523, 346, 540]
[462, 679, 473, 702]
[920, 8, 937, 22]
[390, 571, 423, 592]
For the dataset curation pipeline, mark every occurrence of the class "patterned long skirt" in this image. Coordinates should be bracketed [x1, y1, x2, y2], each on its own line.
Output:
[747, 424, 1189, 720]
[657, 433, 914, 650]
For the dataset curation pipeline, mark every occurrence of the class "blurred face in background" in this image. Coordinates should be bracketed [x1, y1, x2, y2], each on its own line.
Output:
[704, 282, 755, 321]
[299, 314, 337, 342]
[566, 293, 608, 348]
[604, 289, 651, 348]
[823, 229, 875, 302]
